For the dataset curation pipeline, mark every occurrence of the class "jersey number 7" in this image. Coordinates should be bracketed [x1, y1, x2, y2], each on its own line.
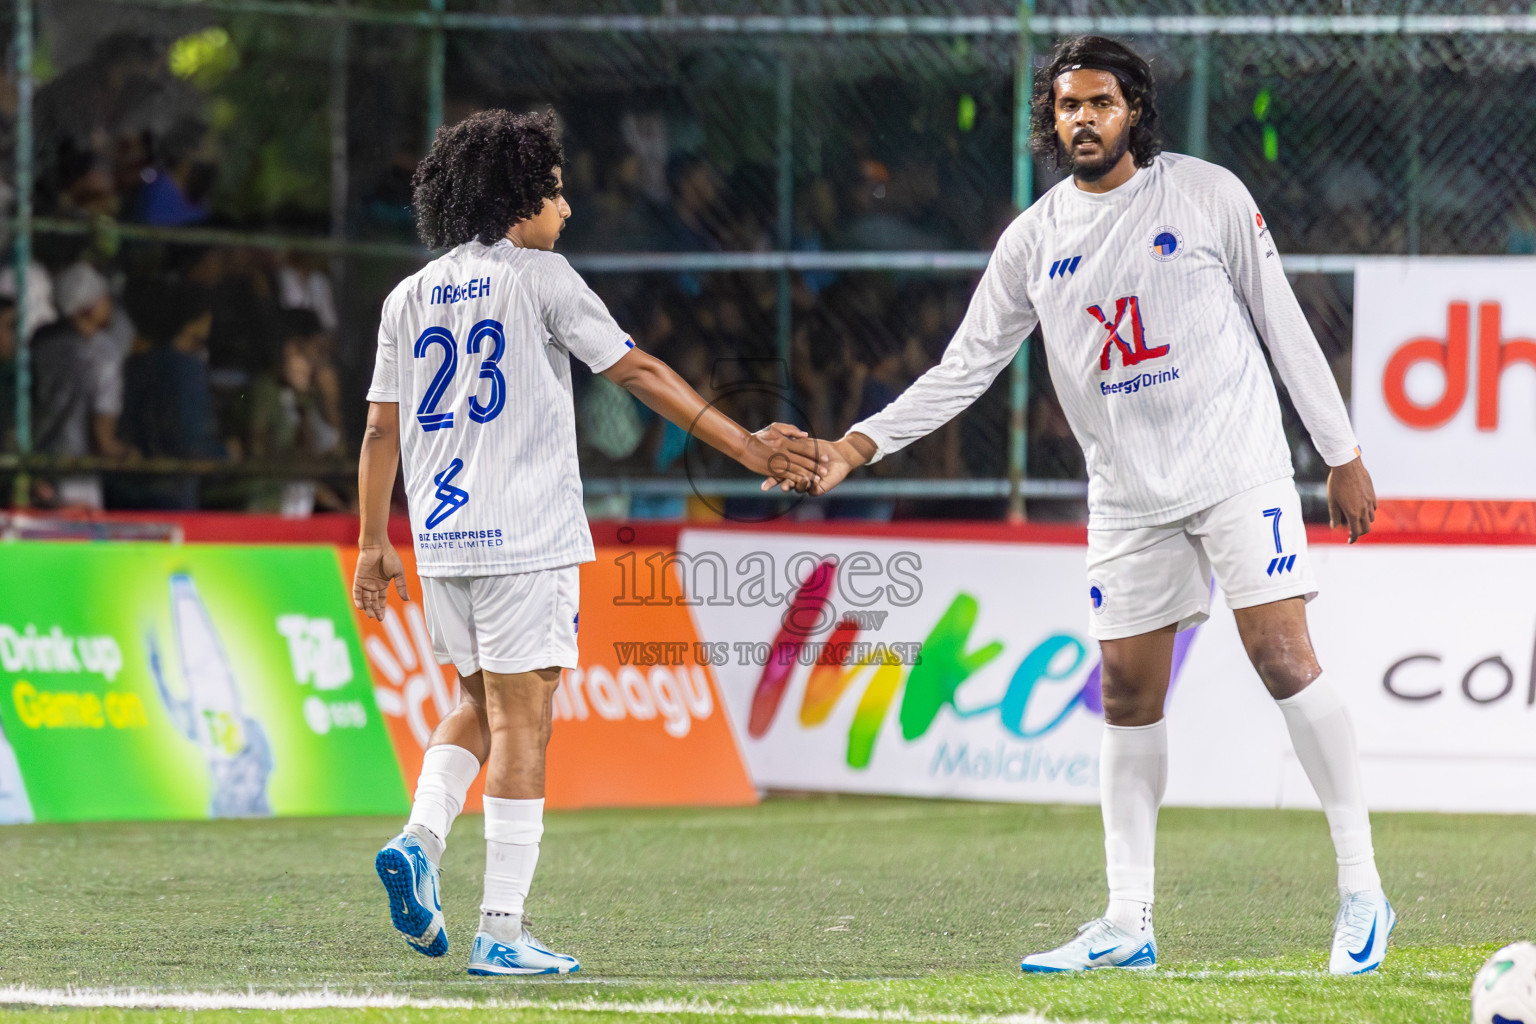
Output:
[413, 319, 507, 431]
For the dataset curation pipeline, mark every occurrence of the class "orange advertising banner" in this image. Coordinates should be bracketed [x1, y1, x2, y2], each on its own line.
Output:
[1371, 499, 1536, 536]
[338, 546, 757, 811]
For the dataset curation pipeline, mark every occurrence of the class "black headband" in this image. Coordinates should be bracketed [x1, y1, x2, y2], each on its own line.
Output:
[1056, 62, 1135, 91]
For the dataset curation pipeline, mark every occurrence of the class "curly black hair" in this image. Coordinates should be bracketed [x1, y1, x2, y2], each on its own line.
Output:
[1029, 36, 1163, 172]
[411, 109, 566, 249]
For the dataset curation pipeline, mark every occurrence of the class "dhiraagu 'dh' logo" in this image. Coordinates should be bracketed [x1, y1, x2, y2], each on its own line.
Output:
[748, 560, 1198, 768]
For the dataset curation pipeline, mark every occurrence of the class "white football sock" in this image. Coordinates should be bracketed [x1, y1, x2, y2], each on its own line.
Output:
[405, 743, 482, 864]
[480, 795, 545, 942]
[1101, 719, 1166, 933]
[1276, 677, 1382, 896]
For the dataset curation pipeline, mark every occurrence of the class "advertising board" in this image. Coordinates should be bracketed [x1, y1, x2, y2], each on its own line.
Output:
[677, 529, 1536, 813]
[1354, 258, 1536, 501]
[0, 543, 408, 823]
[341, 545, 758, 810]
[1180, 543, 1536, 814]
[675, 531, 1138, 803]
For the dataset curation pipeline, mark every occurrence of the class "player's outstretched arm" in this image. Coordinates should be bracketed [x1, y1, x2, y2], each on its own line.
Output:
[600, 348, 826, 490]
[1326, 456, 1377, 544]
[354, 401, 410, 621]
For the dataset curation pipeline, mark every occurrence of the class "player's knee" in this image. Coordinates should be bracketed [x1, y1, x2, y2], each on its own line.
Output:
[484, 669, 560, 719]
[1099, 656, 1163, 725]
[1246, 639, 1319, 700]
[1100, 685, 1161, 726]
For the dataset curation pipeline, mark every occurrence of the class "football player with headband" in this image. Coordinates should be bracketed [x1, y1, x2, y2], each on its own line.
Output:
[798, 36, 1392, 975]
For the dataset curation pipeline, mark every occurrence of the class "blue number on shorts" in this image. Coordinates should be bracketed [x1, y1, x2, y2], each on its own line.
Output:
[413, 327, 458, 431]
[465, 319, 507, 424]
[1262, 507, 1284, 554]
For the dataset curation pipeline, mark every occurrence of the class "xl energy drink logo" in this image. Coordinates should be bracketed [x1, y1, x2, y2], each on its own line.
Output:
[748, 560, 1197, 768]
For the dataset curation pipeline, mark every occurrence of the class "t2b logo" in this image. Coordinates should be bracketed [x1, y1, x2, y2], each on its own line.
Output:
[1382, 301, 1536, 431]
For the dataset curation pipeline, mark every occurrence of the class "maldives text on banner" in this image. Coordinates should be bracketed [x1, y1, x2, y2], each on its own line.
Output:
[0, 543, 408, 824]
[342, 545, 757, 810]
[677, 529, 1536, 813]
[1354, 257, 1536, 501]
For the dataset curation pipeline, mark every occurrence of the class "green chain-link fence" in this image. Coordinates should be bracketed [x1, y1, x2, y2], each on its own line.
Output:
[6, 1, 1535, 518]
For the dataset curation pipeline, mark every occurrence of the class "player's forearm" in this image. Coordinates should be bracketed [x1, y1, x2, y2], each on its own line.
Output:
[357, 405, 401, 547]
[839, 432, 877, 468]
[607, 355, 754, 464]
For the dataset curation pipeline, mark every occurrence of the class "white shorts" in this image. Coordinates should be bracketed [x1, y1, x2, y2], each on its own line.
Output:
[420, 566, 581, 677]
[1085, 476, 1317, 641]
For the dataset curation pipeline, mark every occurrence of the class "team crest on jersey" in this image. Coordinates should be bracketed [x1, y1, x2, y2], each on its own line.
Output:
[1147, 225, 1184, 263]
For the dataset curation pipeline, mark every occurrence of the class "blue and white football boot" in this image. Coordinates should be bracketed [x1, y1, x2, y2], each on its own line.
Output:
[375, 832, 448, 957]
[467, 926, 581, 976]
[1329, 890, 1395, 975]
[1021, 918, 1157, 973]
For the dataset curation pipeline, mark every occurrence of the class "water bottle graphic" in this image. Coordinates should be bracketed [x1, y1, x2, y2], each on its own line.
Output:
[149, 573, 273, 818]
[0, 716, 34, 825]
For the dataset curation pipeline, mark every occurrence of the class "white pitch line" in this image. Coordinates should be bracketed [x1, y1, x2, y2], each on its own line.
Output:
[0, 987, 1082, 1024]
[1159, 969, 1462, 980]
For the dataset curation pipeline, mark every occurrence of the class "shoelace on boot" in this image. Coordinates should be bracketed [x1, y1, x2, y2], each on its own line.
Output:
[1333, 896, 1377, 950]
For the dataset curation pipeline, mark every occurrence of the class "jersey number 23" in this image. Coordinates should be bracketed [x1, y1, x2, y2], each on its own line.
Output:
[413, 319, 507, 432]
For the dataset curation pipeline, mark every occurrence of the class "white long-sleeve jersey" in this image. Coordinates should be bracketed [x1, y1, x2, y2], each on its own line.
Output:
[368, 240, 633, 576]
[851, 153, 1359, 529]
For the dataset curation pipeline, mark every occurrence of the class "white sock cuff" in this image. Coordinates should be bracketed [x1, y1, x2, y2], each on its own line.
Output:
[1106, 866, 1156, 905]
[418, 744, 482, 793]
[1276, 676, 1345, 719]
[1104, 718, 1167, 752]
[407, 744, 483, 844]
[1331, 827, 1375, 860]
[483, 796, 545, 845]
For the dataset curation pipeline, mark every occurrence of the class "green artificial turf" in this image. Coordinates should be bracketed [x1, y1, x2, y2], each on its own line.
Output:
[1, 796, 1531, 1023]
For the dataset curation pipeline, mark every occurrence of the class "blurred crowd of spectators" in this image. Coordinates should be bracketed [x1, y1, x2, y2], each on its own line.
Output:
[0, 250, 347, 514]
[0, 28, 1037, 519]
[1, 24, 1357, 522]
[552, 125, 1022, 518]
[0, 33, 351, 514]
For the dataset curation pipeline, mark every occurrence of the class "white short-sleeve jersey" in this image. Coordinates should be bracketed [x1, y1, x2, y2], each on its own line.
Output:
[851, 153, 1360, 529]
[368, 240, 633, 576]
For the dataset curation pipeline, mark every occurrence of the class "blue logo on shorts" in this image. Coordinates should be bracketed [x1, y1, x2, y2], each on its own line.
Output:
[1088, 580, 1106, 614]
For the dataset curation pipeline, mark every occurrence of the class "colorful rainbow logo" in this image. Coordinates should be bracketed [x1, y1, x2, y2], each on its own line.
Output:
[748, 559, 1199, 767]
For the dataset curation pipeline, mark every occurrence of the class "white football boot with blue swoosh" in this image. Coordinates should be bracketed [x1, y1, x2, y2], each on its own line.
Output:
[1020, 918, 1156, 973]
[375, 832, 448, 957]
[1329, 890, 1395, 974]
[467, 926, 581, 976]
